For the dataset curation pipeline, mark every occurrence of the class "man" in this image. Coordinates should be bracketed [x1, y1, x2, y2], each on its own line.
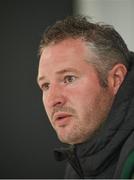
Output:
[37, 16, 134, 178]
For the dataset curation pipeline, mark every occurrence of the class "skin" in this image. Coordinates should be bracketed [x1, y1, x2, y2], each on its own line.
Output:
[37, 38, 127, 145]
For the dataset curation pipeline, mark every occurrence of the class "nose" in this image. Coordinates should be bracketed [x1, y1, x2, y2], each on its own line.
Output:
[43, 84, 66, 109]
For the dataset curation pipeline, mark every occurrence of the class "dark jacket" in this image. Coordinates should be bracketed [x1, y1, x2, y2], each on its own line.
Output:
[54, 52, 134, 179]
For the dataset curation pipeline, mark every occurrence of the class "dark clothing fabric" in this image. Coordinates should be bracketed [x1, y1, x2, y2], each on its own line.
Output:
[54, 52, 134, 179]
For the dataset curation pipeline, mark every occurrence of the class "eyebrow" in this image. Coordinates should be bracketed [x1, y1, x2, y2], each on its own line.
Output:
[37, 67, 80, 84]
[37, 76, 45, 85]
[56, 67, 80, 75]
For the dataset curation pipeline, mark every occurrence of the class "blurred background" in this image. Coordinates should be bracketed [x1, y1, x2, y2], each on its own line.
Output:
[74, 0, 134, 51]
[0, 0, 133, 178]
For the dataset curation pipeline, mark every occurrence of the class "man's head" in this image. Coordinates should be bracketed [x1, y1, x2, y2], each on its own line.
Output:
[37, 16, 129, 144]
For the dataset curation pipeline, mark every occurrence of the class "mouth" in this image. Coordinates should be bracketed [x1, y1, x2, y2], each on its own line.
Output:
[53, 112, 72, 127]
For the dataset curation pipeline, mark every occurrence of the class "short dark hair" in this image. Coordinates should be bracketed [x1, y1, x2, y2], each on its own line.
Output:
[39, 16, 130, 87]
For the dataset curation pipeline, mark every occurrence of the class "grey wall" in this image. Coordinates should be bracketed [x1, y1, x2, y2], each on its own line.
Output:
[0, 0, 73, 178]
[74, 0, 134, 51]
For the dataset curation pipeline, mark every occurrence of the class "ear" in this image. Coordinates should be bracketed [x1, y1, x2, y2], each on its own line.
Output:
[108, 64, 127, 95]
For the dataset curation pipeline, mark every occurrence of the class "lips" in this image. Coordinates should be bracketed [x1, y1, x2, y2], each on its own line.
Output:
[53, 112, 72, 127]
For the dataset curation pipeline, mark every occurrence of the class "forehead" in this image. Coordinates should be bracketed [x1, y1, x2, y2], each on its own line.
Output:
[40, 38, 89, 61]
[38, 38, 96, 79]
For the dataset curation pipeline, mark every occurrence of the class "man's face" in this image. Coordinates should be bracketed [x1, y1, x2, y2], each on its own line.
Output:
[38, 38, 114, 144]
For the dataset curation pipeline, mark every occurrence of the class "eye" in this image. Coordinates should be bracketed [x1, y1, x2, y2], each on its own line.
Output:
[41, 82, 50, 91]
[64, 75, 77, 84]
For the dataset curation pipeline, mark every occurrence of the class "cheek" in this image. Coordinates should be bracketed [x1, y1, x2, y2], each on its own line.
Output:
[68, 83, 97, 104]
[42, 94, 50, 118]
[67, 82, 102, 117]
[42, 94, 46, 110]
[67, 86, 92, 116]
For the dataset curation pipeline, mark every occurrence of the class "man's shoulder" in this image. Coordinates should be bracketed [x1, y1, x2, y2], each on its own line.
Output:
[114, 131, 134, 178]
[120, 148, 134, 178]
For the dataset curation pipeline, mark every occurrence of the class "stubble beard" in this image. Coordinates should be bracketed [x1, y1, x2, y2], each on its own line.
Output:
[53, 89, 114, 145]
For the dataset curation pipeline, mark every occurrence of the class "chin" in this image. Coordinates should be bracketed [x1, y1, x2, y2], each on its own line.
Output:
[55, 125, 87, 144]
[57, 133, 73, 144]
[57, 133, 82, 145]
